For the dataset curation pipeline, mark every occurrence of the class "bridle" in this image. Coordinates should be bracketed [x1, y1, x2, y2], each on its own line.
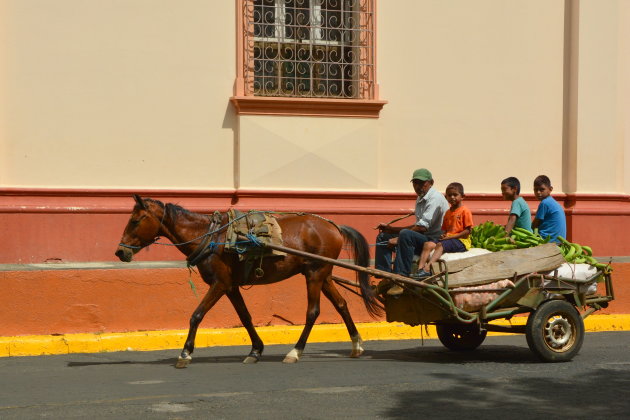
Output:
[118, 203, 168, 250]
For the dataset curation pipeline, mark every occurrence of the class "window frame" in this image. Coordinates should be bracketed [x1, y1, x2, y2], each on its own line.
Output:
[231, 0, 386, 118]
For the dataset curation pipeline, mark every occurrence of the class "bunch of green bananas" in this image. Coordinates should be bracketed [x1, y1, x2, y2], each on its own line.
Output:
[509, 227, 550, 248]
[557, 236, 609, 270]
[470, 221, 515, 252]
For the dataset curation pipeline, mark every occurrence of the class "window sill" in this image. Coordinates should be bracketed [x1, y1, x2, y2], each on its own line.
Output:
[230, 96, 387, 118]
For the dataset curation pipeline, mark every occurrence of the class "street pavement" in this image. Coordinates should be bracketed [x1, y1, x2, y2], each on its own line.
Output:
[1, 332, 629, 419]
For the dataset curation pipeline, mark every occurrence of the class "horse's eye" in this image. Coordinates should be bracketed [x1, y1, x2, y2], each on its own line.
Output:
[130, 215, 145, 226]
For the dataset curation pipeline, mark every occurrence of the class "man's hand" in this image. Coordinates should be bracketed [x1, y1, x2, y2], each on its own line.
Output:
[376, 223, 393, 233]
[387, 237, 398, 249]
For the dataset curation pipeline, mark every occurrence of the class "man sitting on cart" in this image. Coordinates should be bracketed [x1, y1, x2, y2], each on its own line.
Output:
[375, 168, 449, 294]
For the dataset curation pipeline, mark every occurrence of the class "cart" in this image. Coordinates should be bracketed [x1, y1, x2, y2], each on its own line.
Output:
[259, 241, 615, 363]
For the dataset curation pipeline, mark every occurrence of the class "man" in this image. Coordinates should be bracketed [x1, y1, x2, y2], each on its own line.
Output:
[375, 168, 449, 295]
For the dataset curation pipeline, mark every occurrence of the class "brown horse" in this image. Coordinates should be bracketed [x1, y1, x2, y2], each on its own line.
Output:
[115, 195, 380, 367]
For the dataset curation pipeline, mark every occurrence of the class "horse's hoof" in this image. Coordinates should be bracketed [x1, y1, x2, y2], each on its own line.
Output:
[175, 356, 192, 369]
[283, 348, 302, 364]
[243, 356, 259, 364]
[349, 349, 364, 358]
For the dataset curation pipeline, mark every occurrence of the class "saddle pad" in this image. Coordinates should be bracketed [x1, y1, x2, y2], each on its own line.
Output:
[224, 209, 285, 260]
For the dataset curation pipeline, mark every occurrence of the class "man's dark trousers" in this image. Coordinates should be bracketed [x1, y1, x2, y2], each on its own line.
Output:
[375, 229, 430, 276]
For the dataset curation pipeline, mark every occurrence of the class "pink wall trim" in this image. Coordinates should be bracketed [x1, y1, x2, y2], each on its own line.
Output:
[2, 188, 629, 214]
[1, 188, 629, 262]
[229, 96, 387, 118]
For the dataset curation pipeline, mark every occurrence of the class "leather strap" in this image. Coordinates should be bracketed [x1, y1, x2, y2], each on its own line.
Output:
[186, 211, 223, 267]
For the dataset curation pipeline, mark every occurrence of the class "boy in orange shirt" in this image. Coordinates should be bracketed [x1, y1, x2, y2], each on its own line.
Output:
[415, 182, 474, 277]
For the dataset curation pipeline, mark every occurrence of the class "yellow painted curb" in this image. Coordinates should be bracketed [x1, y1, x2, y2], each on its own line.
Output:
[1, 314, 629, 357]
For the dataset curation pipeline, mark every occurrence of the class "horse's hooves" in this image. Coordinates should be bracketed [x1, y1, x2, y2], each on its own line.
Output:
[283, 356, 299, 364]
[175, 356, 191, 369]
[243, 356, 259, 364]
[350, 349, 364, 358]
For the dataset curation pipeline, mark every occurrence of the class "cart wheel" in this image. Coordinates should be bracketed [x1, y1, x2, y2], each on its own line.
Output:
[525, 300, 584, 363]
[436, 324, 487, 351]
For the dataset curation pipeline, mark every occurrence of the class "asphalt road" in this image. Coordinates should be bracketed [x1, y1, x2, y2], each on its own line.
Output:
[1, 332, 629, 419]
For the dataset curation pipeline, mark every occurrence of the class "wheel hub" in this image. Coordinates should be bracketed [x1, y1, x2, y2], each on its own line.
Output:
[544, 315, 573, 350]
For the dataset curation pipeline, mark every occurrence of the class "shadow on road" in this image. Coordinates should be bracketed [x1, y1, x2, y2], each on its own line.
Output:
[67, 343, 538, 368]
[363, 344, 539, 364]
[67, 353, 289, 368]
[381, 367, 630, 418]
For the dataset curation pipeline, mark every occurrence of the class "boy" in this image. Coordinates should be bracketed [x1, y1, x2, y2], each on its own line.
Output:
[532, 175, 566, 243]
[415, 182, 474, 278]
[501, 177, 532, 234]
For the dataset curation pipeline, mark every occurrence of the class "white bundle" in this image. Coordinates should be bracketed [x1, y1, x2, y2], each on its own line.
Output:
[439, 247, 492, 263]
[547, 263, 600, 295]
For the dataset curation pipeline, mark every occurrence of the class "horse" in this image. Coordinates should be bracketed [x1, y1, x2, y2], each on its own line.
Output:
[115, 195, 380, 368]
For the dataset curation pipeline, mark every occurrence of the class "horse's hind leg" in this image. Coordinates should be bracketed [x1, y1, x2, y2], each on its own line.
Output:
[176, 284, 226, 369]
[225, 287, 264, 364]
[322, 279, 364, 358]
[283, 267, 326, 364]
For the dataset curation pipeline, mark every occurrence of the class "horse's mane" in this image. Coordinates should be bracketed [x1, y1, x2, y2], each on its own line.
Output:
[142, 198, 200, 221]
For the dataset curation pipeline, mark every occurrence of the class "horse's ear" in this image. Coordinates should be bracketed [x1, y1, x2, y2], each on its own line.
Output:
[133, 194, 146, 210]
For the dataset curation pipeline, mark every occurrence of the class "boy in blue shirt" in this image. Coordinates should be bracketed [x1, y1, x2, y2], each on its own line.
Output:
[501, 176, 532, 234]
[532, 175, 566, 243]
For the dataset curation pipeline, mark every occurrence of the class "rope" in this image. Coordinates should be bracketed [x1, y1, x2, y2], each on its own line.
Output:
[121, 210, 340, 250]
[245, 232, 264, 247]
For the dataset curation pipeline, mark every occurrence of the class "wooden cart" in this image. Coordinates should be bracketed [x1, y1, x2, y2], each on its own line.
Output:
[260, 241, 615, 362]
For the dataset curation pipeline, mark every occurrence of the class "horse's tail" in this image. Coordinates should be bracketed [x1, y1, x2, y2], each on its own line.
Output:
[339, 225, 383, 318]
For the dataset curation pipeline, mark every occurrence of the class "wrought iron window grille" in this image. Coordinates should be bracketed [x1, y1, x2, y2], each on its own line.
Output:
[243, 0, 376, 100]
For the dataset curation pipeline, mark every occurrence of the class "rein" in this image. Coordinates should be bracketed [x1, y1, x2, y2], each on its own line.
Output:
[120, 209, 342, 268]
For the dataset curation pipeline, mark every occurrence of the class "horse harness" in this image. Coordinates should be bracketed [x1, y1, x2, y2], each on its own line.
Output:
[186, 211, 225, 267]
[186, 210, 285, 281]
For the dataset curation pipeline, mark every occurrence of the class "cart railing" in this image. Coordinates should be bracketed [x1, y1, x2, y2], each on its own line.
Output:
[251, 237, 614, 328]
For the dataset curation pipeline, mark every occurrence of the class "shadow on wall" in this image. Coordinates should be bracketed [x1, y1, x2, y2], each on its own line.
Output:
[223, 101, 239, 196]
[382, 368, 630, 418]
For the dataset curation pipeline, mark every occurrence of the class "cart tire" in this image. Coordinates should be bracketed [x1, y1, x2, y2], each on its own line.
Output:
[525, 300, 584, 362]
[436, 324, 487, 351]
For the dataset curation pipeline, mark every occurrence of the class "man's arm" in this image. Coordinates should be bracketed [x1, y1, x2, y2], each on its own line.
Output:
[410, 224, 428, 233]
[376, 223, 416, 234]
[532, 218, 540, 229]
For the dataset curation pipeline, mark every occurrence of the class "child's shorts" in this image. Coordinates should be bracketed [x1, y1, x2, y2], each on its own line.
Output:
[439, 238, 467, 253]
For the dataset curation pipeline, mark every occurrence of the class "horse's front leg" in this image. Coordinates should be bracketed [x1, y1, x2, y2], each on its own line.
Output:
[226, 287, 264, 364]
[176, 283, 226, 369]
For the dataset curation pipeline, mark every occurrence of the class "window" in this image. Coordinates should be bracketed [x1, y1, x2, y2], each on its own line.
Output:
[232, 0, 386, 117]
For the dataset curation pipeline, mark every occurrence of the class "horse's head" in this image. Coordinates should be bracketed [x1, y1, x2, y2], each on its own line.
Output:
[115, 195, 165, 262]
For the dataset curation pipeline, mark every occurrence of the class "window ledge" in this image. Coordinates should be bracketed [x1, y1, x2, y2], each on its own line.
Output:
[230, 96, 387, 118]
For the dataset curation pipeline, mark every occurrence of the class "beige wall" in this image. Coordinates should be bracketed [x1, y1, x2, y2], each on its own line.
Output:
[1, 0, 236, 189]
[576, 0, 630, 194]
[378, 0, 566, 194]
[239, 116, 380, 190]
[1, 0, 628, 195]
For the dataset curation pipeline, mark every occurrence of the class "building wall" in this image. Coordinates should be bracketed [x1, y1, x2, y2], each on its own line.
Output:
[1, 0, 236, 189]
[576, 0, 630, 193]
[6, 1, 628, 195]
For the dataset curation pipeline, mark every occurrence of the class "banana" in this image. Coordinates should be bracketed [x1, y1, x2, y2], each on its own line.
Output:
[564, 246, 576, 260]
